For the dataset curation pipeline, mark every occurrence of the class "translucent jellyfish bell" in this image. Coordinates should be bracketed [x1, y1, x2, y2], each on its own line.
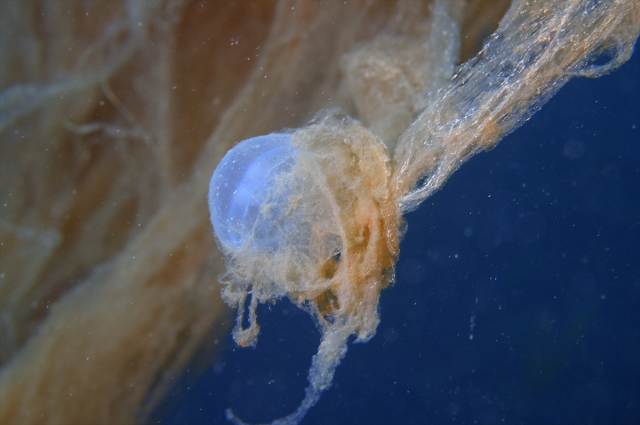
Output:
[209, 114, 402, 425]
[208, 133, 298, 251]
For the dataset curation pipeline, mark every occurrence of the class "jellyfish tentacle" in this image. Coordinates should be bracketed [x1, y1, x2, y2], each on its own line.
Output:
[226, 324, 352, 425]
[231, 290, 260, 348]
[209, 114, 400, 425]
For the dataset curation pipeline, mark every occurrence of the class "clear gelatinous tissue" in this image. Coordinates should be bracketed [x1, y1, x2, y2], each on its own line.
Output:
[208, 1, 640, 424]
[210, 133, 298, 250]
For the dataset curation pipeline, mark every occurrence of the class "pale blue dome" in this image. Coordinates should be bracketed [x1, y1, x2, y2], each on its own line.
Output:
[208, 133, 298, 250]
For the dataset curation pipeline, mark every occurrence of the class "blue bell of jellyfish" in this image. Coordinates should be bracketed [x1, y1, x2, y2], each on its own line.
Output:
[208, 133, 298, 251]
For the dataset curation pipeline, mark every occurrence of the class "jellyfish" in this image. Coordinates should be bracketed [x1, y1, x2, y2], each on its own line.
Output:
[208, 1, 640, 424]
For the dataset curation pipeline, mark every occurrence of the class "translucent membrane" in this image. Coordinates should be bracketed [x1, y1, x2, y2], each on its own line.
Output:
[210, 1, 640, 425]
[209, 133, 298, 250]
[219, 113, 400, 425]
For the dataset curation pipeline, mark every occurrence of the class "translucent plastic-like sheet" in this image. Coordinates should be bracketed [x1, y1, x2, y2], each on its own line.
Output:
[393, 0, 640, 212]
[210, 1, 640, 425]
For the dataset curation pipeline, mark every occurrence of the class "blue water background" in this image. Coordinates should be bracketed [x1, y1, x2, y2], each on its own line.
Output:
[151, 48, 640, 425]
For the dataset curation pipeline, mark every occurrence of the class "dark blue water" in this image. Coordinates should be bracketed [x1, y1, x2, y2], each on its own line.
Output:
[151, 48, 640, 425]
